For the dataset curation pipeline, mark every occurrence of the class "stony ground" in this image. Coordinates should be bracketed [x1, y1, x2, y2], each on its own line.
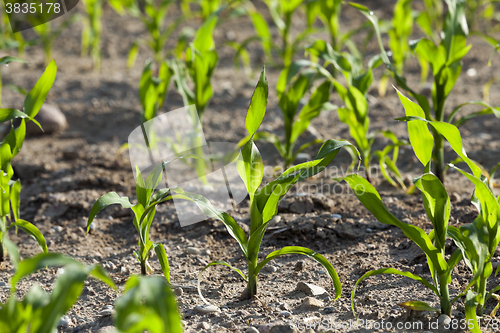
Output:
[1, 1, 500, 332]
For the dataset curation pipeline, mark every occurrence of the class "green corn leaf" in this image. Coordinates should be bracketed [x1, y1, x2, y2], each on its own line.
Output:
[237, 141, 263, 202]
[414, 174, 450, 251]
[290, 80, 333, 144]
[154, 243, 170, 284]
[255, 246, 341, 300]
[248, 11, 272, 58]
[342, 174, 448, 272]
[465, 291, 481, 333]
[0, 56, 26, 66]
[198, 261, 247, 305]
[8, 220, 47, 254]
[3, 236, 20, 269]
[87, 192, 134, 233]
[24, 60, 57, 119]
[127, 42, 140, 69]
[255, 140, 357, 224]
[351, 268, 439, 317]
[9, 179, 21, 221]
[114, 275, 183, 333]
[398, 301, 440, 313]
[395, 88, 433, 166]
[450, 165, 500, 252]
[245, 67, 268, 137]
[0, 108, 30, 123]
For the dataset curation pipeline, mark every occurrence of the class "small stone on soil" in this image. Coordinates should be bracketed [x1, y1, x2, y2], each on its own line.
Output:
[98, 305, 114, 316]
[263, 265, 277, 273]
[245, 327, 260, 333]
[438, 314, 451, 327]
[269, 324, 297, 333]
[295, 282, 327, 296]
[185, 247, 202, 256]
[299, 297, 324, 311]
[58, 315, 70, 327]
[197, 322, 211, 330]
[195, 304, 220, 314]
[279, 310, 291, 318]
[294, 261, 304, 271]
[173, 287, 183, 296]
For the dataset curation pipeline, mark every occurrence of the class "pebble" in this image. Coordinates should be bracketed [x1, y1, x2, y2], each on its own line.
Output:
[295, 282, 327, 296]
[331, 214, 342, 220]
[299, 297, 324, 311]
[269, 324, 297, 333]
[58, 315, 70, 327]
[316, 228, 327, 239]
[402, 218, 412, 224]
[97, 326, 115, 332]
[54, 226, 63, 232]
[366, 228, 373, 232]
[438, 314, 451, 327]
[245, 327, 260, 333]
[98, 305, 114, 316]
[173, 287, 183, 296]
[195, 304, 220, 314]
[279, 310, 291, 318]
[24, 103, 68, 135]
[0, 282, 6, 287]
[120, 266, 129, 274]
[270, 216, 282, 225]
[294, 261, 304, 271]
[197, 322, 211, 330]
[263, 265, 277, 273]
[185, 247, 202, 256]
[323, 306, 335, 314]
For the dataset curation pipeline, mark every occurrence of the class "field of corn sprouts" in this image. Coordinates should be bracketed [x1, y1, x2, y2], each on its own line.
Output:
[1, 0, 500, 332]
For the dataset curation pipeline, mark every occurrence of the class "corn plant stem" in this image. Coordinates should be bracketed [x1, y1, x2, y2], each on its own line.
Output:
[439, 274, 451, 316]
[433, 132, 446, 183]
[141, 259, 147, 275]
[363, 152, 372, 183]
[282, 15, 292, 68]
[477, 275, 488, 316]
[247, 261, 258, 298]
[0, 240, 4, 262]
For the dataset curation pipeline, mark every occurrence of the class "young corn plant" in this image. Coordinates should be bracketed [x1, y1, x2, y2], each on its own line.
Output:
[114, 275, 182, 333]
[240, 60, 336, 169]
[87, 163, 175, 278]
[0, 7, 27, 57]
[81, 0, 103, 70]
[352, 0, 500, 182]
[123, 0, 183, 69]
[446, 164, 500, 332]
[167, 11, 219, 119]
[307, 40, 408, 187]
[0, 60, 57, 262]
[197, 67, 355, 301]
[243, 0, 316, 67]
[343, 89, 486, 317]
[0, 252, 116, 332]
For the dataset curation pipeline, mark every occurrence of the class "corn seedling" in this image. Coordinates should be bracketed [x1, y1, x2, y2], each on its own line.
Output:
[196, 67, 355, 301]
[243, 0, 317, 68]
[343, 88, 489, 317]
[81, 0, 103, 70]
[32, 15, 79, 65]
[123, 0, 183, 69]
[445, 164, 500, 332]
[87, 163, 175, 277]
[0, 252, 116, 333]
[167, 11, 219, 119]
[352, 1, 500, 182]
[307, 40, 408, 187]
[138, 60, 171, 123]
[238, 60, 336, 169]
[0, 6, 27, 57]
[114, 275, 182, 333]
[0, 60, 57, 262]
